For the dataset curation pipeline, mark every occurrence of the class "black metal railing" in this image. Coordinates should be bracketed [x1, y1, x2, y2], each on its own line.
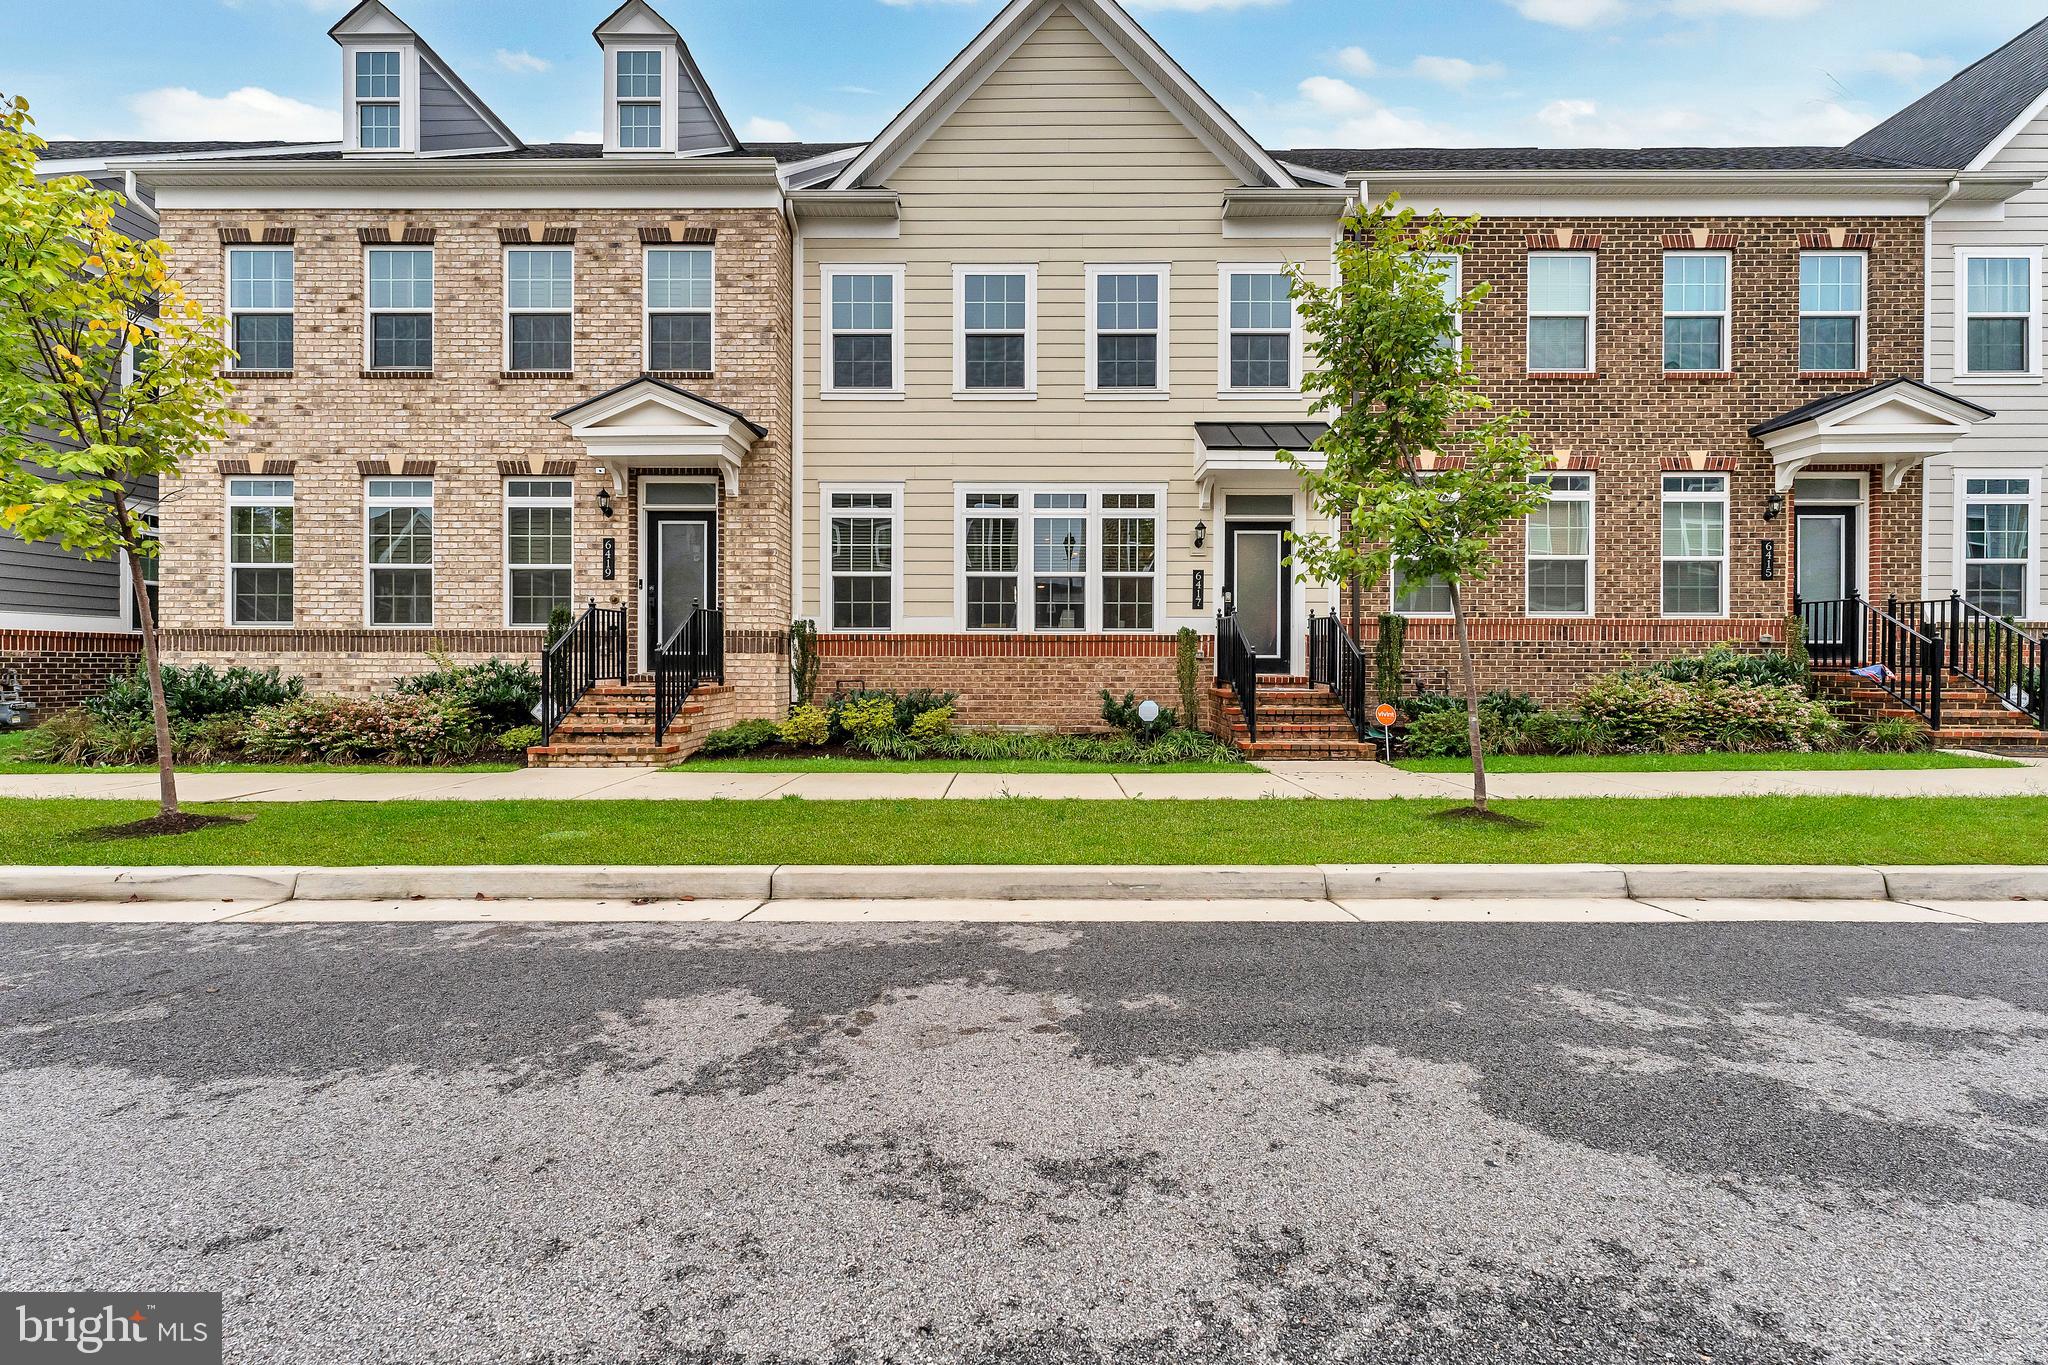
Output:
[539, 599, 628, 738]
[1216, 609, 1259, 743]
[653, 602, 725, 741]
[1308, 610, 1338, 690]
[1898, 591, 2045, 729]
[1307, 611, 1370, 741]
[1798, 593, 1944, 730]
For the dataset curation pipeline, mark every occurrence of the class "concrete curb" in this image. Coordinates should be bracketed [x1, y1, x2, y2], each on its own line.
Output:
[0, 863, 2043, 905]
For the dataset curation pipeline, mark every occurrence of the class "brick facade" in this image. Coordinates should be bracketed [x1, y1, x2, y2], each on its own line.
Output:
[153, 206, 793, 714]
[817, 634, 1203, 731]
[0, 628, 143, 717]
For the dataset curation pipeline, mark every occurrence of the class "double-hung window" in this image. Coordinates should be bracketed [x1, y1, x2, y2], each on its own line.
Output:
[365, 478, 433, 626]
[1223, 268, 1294, 391]
[646, 248, 713, 373]
[1526, 473, 1594, 615]
[354, 51, 401, 150]
[963, 493, 1021, 629]
[506, 478, 573, 627]
[824, 268, 901, 394]
[1527, 253, 1594, 372]
[226, 248, 293, 372]
[1799, 251, 1865, 373]
[367, 247, 433, 371]
[1961, 251, 2037, 377]
[506, 248, 573, 372]
[1431, 252, 1464, 356]
[227, 478, 293, 626]
[1099, 493, 1158, 630]
[1661, 474, 1728, 617]
[959, 489, 1160, 632]
[1663, 252, 1729, 372]
[616, 51, 663, 150]
[957, 268, 1033, 394]
[1089, 265, 1168, 393]
[1034, 493, 1089, 629]
[828, 490, 897, 629]
[1960, 475, 2035, 618]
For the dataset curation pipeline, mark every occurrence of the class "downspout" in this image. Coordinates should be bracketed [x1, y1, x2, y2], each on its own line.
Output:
[789, 204, 806, 647]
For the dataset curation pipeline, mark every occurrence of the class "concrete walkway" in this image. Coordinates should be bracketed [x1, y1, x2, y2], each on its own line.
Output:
[3, 755, 2046, 802]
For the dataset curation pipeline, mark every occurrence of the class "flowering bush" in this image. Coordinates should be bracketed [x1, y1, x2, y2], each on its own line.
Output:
[243, 694, 487, 765]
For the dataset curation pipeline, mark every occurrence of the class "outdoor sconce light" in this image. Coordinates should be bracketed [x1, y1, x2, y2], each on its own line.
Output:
[1194, 520, 1207, 549]
[597, 489, 614, 519]
[1764, 492, 1785, 522]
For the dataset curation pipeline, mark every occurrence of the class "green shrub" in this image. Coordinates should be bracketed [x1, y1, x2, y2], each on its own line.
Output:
[908, 706, 955, 744]
[1508, 710, 1616, 757]
[837, 694, 900, 754]
[1401, 689, 1537, 725]
[244, 695, 486, 765]
[1580, 674, 1842, 754]
[1646, 643, 1807, 689]
[1860, 716, 1928, 753]
[700, 718, 780, 756]
[777, 705, 830, 748]
[177, 716, 249, 765]
[396, 656, 541, 730]
[497, 725, 543, 755]
[1100, 689, 1177, 738]
[827, 688, 958, 737]
[1176, 627, 1201, 726]
[21, 711, 153, 766]
[85, 662, 301, 726]
[1784, 616, 1811, 683]
[925, 725, 1240, 767]
[1403, 708, 1473, 758]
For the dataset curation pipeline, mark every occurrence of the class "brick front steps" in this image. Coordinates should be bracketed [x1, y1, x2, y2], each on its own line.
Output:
[527, 681, 732, 768]
[1815, 668, 2048, 753]
[1212, 678, 1380, 761]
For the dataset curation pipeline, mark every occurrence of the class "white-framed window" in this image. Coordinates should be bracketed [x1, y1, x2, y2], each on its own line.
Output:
[1220, 265, 1298, 393]
[505, 248, 573, 373]
[1431, 252, 1464, 352]
[615, 49, 663, 150]
[1799, 251, 1865, 373]
[1957, 248, 2040, 378]
[954, 266, 1036, 396]
[822, 265, 904, 396]
[506, 478, 573, 627]
[1526, 473, 1594, 615]
[226, 477, 293, 626]
[366, 247, 433, 371]
[226, 247, 293, 372]
[1086, 264, 1170, 395]
[1957, 473, 2037, 619]
[955, 487, 1162, 632]
[354, 49, 403, 150]
[1390, 565, 1454, 617]
[1527, 252, 1594, 372]
[365, 477, 433, 627]
[1662, 251, 1730, 373]
[825, 487, 899, 629]
[646, 247, 713, 373]
[129, 502, 159, 630]
[1661, 473, 1728, 617]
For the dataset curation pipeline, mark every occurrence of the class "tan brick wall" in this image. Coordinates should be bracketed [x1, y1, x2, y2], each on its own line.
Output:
[153, 207, 792, 715]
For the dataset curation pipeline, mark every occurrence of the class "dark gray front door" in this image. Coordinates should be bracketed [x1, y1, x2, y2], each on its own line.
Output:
[1796, 506, 1855, 644]
[649, 510, 715, 655]
[1225, 522, 1291, 673]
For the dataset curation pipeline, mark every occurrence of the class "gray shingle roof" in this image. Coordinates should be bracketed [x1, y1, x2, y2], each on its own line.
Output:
[39, 140, 859, 165]
[1275, 146, 1937, 175]
[1847, 18, 2048, 169]
[1196, 422, 1328, 452]
[1748, 377, 1993, 438]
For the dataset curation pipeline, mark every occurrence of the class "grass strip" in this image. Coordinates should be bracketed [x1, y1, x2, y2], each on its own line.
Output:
[1396, 752, 2016, 773]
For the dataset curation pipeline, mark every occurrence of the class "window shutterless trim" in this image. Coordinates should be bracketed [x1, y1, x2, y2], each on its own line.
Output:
[1797, 249, 1867, 374]
[606, 45, 675, 154]
[1216, 262, 1303, 398]
[1524, 472, 1596, 617]
[343, 45, 413, 154]
[951, 264, 1038, 399]
[1954, 246, 2042, 381]
[364, 244, 434, 372]
[951, 483, 1166, 634]
[1952, 468, 2040, 619]
[820, 482, 904, 630]
[503, 246, 575, 374]
[1084, 262, 1171, 399]
[1660, 250, 1731, 374]
[224, 245, 294, 373]
[363, 476, 434, 628]
[503, 477, 575, 629]
[820, 263, 906, 399]
[224, 476, 294, 628]
[643, 244, 715, 374]
[1526, 250, 1596, 375]
[1660, 472, 1730, 619]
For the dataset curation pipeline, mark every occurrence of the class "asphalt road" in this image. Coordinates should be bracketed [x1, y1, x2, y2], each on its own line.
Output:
[2, 921, 2045, 1364]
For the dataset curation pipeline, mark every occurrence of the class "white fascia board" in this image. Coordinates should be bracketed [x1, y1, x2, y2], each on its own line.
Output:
[1965, 86, 2048, 173]
[139, 157, 785, 210]
[37, 145, 344, 177]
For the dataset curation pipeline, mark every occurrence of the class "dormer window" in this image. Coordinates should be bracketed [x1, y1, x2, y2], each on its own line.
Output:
[354, 50, 403, 150]
[616, 51, 663, 150]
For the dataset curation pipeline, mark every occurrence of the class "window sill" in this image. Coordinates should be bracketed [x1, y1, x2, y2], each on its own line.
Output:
[501, 370, 575, 380]
[1663, 371, 1734, 382]
[1214, 389, 1303, 402]
[362, 369, 435, 380]
[646, 370, 714, 382]
[224, 369, 293, 380]
[1797, 371, 1869, 382]
[952, 389, 1037, 401]
[1524, 371, 1600, 381]
[1083, 390, 1173, 402]
[820, 390, 906, 401]
[1949, 374, 2043, 385]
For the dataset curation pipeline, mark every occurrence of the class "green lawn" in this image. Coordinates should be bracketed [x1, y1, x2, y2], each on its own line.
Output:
[1398, 751, 2019, 773]
[0, 731, 519, 777]
[4, 796, 2044, 866]
[676, 755, 1252, 774]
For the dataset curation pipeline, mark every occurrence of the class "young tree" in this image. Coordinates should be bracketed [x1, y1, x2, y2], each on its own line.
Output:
[0, 93, 243, 821]
[1283, 199, 1547, 813]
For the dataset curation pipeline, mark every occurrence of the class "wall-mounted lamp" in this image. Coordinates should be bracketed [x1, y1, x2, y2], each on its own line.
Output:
[1763, 492, 1785, 522]
[1193, 520, 1207, 549]
[597, 488, 615, 519]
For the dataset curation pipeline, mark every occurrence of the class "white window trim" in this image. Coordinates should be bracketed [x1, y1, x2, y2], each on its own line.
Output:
[820, 482, 904, 631]
[363, 477, 434, 628]
[1433, 252, 1464, 352]
[605, 45, 676, 155]
[1525, 473, 1596, 617]
[952, 483, 1167, 634]
[1953, 469, 2040, 620]
[952, 264, 1038, 400]
[1954, 246, 2043, 382]
[1388, 564, 1454, 619]
[820, 263, 906, 400]
[342, 45, 415, 156]
[1527, 250, 1596, 374]
[1797, 250, 1867, 375]
[1660, 472, 1730, 620]
[644, 244, 715, 374]
[224, 246, 293, 374]
[1085, 262, 1172, 400]
[224, 476, 294, 629]
[504, 477, 574, 629]
[1216, 262, 1303, 399]
[364, 245, 435, 372]
[1661, 250, 1732, 375]
[504, 246, 575, 374]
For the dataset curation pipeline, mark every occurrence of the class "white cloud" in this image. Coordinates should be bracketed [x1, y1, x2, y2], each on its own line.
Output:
[1859, 50, 1954, 83]
[1268, 75, 1471, 147]
[741, 116, 799, 142]
[1124, 0, 1288, 8]
[1505, 0, 1629, 27]
[1333, 46, 1376, 78]
[563, 129, 603, 145]
[494, 49, 550, 75]
[1531, 93, 1873, 145]
[1410, 56, 1504, 89]
[834, 85, 880, 96]
[876, 0, 983, 6]
[125, 86, 336, 141]
[1666, 0, 1824, 14]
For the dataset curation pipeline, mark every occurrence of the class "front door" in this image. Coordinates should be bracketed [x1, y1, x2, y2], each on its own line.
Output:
[647, 510, 716, 659]
[1796, 505, 1856, 645]
[1225, 522, 1291, 673]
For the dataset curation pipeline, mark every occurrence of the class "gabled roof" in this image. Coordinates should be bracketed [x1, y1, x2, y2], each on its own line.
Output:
[1848, 17, 2048, 170]
[552, 376, 766, 438]
[591, 0, 740, 156]
[328, 1, 523, 156]
[831, 0, 1294, 190]
[1749, 377, 1993, 438]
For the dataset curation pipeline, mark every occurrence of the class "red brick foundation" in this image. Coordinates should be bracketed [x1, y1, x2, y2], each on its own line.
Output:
[816, 633, 1204, 731]
[0, 628, 143, 718]
[1347, 617, 1786, 705]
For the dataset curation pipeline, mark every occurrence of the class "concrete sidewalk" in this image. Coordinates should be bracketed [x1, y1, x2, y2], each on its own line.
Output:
[2, 755, 2045, 802]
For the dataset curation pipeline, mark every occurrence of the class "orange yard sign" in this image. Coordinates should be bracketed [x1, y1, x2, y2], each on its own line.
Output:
[1374, 704, 1398, 727]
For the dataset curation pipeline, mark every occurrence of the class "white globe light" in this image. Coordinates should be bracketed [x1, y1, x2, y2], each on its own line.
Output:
[1137, 700, 1161, 723]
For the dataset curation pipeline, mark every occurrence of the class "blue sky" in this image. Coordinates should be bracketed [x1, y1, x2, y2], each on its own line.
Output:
[7, 0, 2048, 151]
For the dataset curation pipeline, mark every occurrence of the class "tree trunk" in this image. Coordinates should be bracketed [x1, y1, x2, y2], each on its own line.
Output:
[1448, 581, 1488, 812]
[1346, 571, 1361, 640]
[116, 498, 178, 818]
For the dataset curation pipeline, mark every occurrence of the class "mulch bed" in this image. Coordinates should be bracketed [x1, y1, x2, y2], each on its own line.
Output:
[81, 812, 253, 841]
